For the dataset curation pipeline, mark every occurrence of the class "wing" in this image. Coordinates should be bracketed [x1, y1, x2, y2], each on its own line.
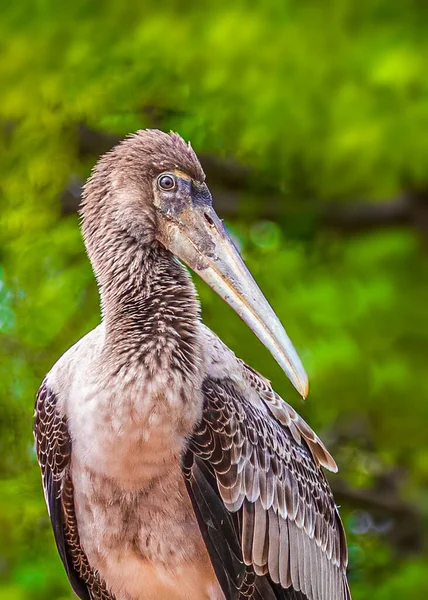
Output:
[34, 379, 113, 600]
[183, 364, 350, 600]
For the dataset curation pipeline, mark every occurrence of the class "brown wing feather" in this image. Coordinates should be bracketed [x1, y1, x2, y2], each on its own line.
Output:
[34, 380, 113, 600]
[241, 363, 338, 473]
[188, 373, 350, 600]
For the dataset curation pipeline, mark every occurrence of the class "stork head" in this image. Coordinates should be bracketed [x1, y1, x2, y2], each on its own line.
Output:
[81, 129, 308, 397]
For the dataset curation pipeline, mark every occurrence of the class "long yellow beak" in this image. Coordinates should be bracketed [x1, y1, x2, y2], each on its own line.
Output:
[157, 201, 308, 398]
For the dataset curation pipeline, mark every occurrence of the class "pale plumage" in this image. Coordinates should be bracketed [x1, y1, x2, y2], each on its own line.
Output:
[34, 130, 351, 600]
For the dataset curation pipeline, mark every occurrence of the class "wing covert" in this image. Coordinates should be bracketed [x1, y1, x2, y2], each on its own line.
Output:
[34, 379, 112, 600]
[184, 371, 350, 600]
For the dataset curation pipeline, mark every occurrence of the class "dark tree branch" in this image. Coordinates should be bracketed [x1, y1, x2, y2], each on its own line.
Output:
[331, 474, 423, 557]
[323, 195, 412, 231]
[59, 124, 428, 236]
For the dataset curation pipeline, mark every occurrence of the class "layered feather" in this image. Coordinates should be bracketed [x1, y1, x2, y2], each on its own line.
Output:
[185, 373, 350, 600]
[34, 381, 113, 600]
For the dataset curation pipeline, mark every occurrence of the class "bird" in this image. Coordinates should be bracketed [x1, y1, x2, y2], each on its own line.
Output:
[34, 129, 351, 600]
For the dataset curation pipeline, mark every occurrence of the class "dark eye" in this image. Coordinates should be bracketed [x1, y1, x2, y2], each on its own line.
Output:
[157, 173, 176, 191]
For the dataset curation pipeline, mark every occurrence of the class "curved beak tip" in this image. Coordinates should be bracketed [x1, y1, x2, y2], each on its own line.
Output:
[300, 378, 309, 400]
[283, 346, 309, 399]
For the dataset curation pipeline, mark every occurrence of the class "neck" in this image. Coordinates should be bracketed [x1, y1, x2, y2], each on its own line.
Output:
[92, 235, 201, 377]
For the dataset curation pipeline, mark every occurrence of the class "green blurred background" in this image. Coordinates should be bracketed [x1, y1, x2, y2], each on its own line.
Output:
[1, 1, 427, 598]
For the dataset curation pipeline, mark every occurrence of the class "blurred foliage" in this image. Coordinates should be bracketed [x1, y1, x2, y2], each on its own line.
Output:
[1, 0, 428, 598]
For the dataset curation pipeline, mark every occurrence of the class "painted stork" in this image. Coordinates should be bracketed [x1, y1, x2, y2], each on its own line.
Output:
[34, 130, 350, 600]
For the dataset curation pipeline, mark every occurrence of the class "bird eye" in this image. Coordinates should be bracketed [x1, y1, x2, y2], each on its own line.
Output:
[157, 173, 176, 191]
